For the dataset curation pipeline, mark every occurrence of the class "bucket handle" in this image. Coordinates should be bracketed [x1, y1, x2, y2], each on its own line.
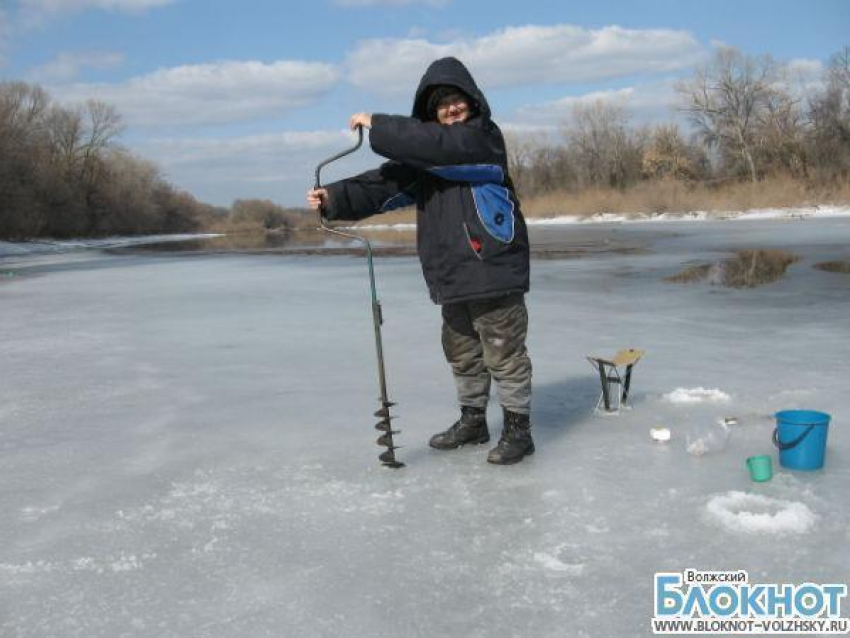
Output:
[772, 424, 815, 451]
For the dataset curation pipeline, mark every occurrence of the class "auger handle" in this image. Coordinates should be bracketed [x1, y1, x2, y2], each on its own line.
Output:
[313, 126, 372, 253]
[314, 126, 364, 222]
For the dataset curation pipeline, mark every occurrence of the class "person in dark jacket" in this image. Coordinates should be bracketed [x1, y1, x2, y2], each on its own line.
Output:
[306, 57, 534, 464]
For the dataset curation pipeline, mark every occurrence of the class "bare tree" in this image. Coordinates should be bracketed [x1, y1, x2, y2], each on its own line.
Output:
[43, 104, 83, 168]
[504, 130, 554, 196]
[1, 80, 211, 240]
[0, 83, 51, 237]
[760, 86, 808, 177]
[641, 124, 707, 181]
[827, 45, 850, 92]
[678, 47, 777, 183]
[0, 82, 49, 139]
[808, 46, 850, 179]
[565, 100, 643, 189]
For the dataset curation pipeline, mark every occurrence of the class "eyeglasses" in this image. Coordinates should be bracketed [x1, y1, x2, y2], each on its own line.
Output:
[437, 98, 469, 113]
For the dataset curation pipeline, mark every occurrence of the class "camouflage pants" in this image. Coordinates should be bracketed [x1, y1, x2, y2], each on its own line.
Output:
[441, 293, 532, 415]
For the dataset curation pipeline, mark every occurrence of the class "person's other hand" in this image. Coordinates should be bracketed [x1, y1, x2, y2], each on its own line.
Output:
[349, 113, 372, 130]
[306, 188, 328, 211]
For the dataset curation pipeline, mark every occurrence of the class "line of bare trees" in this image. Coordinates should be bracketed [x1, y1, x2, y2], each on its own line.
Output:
[2, 45, 847, 241]
[0, 81, 221, 240]
[507, 46, 849, 197]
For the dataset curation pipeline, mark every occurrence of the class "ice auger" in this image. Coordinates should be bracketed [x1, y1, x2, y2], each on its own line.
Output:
[314, 126, 403, 469]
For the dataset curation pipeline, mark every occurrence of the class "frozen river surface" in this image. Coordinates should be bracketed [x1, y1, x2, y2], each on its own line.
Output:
[1, 218, 849, 637]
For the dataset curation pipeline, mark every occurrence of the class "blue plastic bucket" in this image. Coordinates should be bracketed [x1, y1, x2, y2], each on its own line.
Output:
[773, 410, 831, 471]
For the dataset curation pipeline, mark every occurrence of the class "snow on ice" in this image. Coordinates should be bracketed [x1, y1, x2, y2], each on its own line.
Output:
[663, 387, 732, 404]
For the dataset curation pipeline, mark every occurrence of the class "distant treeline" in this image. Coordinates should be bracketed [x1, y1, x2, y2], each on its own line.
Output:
[506, 46, 850, 202]
[3, 45, 848, 241]
[0, 81, 225, 240]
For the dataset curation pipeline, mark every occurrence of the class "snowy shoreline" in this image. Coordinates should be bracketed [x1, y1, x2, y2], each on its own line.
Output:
[0, 233, 224, 258]
[2, 206, 848, 258]
[345, 204, 850, 231]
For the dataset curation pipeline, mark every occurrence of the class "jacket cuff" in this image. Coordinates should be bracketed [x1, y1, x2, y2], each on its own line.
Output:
[321, 182, 344, 220]
[368, 113, 392, 149]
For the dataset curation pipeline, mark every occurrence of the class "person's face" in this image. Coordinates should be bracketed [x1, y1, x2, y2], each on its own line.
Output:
[436, 94, 471, 125]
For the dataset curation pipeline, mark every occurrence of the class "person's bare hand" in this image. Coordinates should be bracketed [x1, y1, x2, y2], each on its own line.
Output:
[306, 188, 328, 211]
[349, 112, 372, 130]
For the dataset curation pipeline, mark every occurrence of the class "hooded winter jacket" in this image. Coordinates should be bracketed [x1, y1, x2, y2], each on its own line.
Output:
[323, 57, 530, 305]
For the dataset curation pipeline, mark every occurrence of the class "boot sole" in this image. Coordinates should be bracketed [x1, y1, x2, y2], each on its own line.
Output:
[429, 435, 491, 450]
[487, 443, 535, 465]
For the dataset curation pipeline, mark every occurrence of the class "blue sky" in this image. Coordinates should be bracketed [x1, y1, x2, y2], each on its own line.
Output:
[1, 0, 847, 206]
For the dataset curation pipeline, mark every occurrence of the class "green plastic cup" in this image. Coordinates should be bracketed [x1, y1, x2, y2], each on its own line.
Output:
[746, 455, 773, 482]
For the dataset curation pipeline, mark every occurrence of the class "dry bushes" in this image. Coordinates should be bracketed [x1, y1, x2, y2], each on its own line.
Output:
[350, 207, 416, 226]
[814, 261, 850, 274]
[520, 176, 849, 220]
[1, 81, 216, 239]
[724, 250, 800, 287]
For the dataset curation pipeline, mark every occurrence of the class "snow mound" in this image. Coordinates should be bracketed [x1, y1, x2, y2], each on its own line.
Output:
[663, 387, 731, 404]
[533, 552, 585, 575]
[706, 491, 817, 534]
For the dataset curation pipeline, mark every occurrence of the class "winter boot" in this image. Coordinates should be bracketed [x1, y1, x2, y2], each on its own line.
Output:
[487, 409, 535, 465]
[429, 406, 490, 450]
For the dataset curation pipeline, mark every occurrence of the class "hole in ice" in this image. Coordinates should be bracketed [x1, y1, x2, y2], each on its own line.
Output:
[706, 491, 816, 534]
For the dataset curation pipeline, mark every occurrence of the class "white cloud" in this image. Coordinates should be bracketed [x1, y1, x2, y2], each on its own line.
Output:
[784, 58, 824, 77]
[28, 50, 125, 82]
[136, 128, 379, 205]
[142, 130, 352, 168]
[50, 59, 340, 127]
[0, 6, 10, 65]
[499, 80, 686, 142]
[780, 58, 825, 99]
[334, 0, 448, 7]
[511, 81, 681, 127]
[16, 0, 175, 28]
[345, 24, 706, 97]
[19, 0, 175, 17]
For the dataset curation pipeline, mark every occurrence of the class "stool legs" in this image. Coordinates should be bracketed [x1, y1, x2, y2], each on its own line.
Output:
[622, 363, 635, 405]
[588, 352, 643, 415]
[597, 361, 612, 411]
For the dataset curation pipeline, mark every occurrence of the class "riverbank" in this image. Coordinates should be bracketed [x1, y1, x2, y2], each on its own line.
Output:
[4, 206, 849, 261]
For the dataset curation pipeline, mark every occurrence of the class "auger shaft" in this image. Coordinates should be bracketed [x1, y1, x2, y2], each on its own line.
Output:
[314, 126, 403, 468]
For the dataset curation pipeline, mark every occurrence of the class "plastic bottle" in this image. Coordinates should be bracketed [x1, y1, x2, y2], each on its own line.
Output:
[686, 421, 731, 456]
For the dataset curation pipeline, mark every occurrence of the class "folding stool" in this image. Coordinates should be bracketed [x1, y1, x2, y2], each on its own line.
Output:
[586, 348, 645, 413]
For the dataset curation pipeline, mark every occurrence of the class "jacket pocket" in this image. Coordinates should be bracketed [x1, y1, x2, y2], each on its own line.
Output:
[470, 183, 515, 243]
[461, 184, 516, 260]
